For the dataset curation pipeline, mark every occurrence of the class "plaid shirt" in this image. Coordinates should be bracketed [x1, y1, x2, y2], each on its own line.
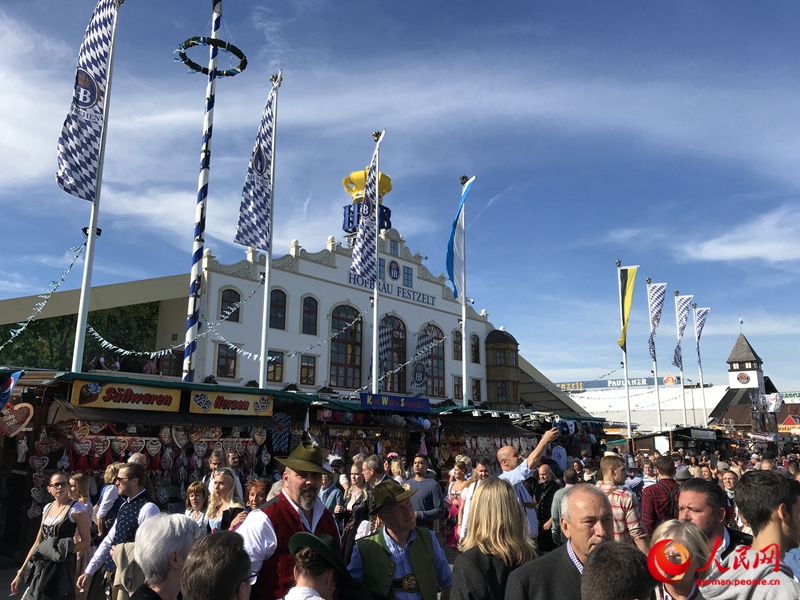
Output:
[597, 481, 647, 544]
[641, 478, 679, 537]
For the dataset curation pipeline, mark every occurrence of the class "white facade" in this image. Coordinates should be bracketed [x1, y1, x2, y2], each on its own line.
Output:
[177, 227, 495, 400]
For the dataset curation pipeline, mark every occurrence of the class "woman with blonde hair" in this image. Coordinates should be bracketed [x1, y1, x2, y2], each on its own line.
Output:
[651, 519, 709, 600]
[451, 477, 536, 600]
[206, 467, 244, 533]
[68, 473, 94, 600]
[390, 459, 405, 484]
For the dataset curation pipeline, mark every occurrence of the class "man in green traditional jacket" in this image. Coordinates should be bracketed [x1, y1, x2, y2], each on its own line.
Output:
[347, 480, 452, 600]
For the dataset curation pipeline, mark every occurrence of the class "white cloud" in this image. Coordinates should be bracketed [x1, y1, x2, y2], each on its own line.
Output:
[684, 205, 800, 263]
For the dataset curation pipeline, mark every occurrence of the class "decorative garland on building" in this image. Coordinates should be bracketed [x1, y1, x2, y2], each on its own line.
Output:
[175, 37, 247, 78]
[0, 245, 85, 353]
[86, 282, 264, 359]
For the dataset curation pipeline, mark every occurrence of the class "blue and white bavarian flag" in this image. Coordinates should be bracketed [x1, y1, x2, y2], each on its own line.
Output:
[234, 75, 281, 251]
[446, 176, 476, 302]
[378, 322, 392, 393]
[647, 282, 667, 362]
[351, 132, 385, 281]
[410, 326, 432, 398]
[672, 294, 693, 370]
[694, 307, 710, 369]
[55, 0, 119, 202]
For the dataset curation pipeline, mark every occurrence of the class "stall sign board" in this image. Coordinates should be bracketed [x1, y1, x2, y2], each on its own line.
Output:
[189, 390, 274, 416]
[360, 393, 430, 414]
[690, 429, 717, 441]
[71, 380, 179, 412]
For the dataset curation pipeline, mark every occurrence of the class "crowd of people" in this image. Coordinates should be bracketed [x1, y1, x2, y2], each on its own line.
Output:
[10, 434, 800, 600]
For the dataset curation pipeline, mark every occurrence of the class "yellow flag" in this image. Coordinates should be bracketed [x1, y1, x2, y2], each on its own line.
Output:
[618, 266, 637, 351]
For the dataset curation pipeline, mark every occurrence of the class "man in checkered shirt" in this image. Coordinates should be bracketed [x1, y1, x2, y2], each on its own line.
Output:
[596, 454, 650, 554]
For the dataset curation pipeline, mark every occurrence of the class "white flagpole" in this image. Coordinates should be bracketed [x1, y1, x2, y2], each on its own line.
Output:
[71, 4, 121, 373]
[460, 176, 469, 407]
[617, 261, 633, 439]
[371, 131, 384, 395]
[675, 290, 687, 427]
[647, 279, 663, 433]
[258, 72, 282, 388]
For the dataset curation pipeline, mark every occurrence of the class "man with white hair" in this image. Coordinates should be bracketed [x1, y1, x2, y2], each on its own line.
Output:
[131, 514, 200, 600]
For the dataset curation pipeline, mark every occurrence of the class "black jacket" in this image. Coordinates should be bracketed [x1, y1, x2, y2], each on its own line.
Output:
[451, 547, 528, 600]
[504, 545, 581, 600]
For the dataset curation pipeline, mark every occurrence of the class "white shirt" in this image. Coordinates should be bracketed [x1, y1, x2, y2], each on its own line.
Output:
[95, 485, 119, 520]
[239, 491, 338, 573]
[459, 481, 479, 539]
[84, 490, 159, 575]
[283, 587, 325, 600]
[499, 462, 531, 487]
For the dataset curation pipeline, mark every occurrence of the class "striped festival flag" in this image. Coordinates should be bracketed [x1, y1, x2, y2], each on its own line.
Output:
[617, 266, 638, 351]
[647, 283, 667, 361]
[377, 322, 392, 392]
[55, 0, 119, 202]
[446, 176, 476, 302]
[672, 295, 694, 370]
[350, 133, 385, 281]
[410, 326, 432, 397]
[695, 307, 710, 368]
[234, 74, 281, 251]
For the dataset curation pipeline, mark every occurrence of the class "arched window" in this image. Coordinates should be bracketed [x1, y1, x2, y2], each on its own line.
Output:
[452, 330, 462, 361]
[302, 297, 318, 335]
[470, 334, 480, 364]
[427, 326, 445, 398]
[269, 289, 286, 330]
[380, 316, 406, 394]
[329, 305, 362, 389]
[220, 289, 241, 322]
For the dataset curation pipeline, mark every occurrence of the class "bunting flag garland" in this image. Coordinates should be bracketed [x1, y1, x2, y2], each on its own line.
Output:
[617, 266, 637, 351]
[233, 74, 281, 251]
[55, 0, 118, 202]
[0, 245, 85, 353]
[647, 283, 667, 361]
[672, 294, 694, 370]
[350, 132, 384, 281]
[695, 307, 710, 369]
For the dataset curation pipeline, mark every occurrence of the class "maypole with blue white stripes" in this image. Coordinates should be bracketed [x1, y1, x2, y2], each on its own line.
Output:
[183, 1, 222, 382]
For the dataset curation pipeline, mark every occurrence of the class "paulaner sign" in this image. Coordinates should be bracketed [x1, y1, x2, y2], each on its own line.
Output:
[556, 376, 681, 391]
[348, 273, 436, 307]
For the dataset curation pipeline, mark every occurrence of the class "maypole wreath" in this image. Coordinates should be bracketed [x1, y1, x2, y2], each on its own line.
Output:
[176, 36, 247, 77]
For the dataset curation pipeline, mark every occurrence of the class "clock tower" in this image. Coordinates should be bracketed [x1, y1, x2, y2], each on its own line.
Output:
[726, 333, 764, 394]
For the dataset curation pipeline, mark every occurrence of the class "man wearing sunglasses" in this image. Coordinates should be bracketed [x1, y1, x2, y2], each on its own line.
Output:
[78, 463, 160, 595]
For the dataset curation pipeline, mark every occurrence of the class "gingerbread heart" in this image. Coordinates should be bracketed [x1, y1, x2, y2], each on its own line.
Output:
[261, 448, 271, 465]
[93, 437, 110, 456]
[73, 440, 91, 456]
[159, 426, 172, 446]
[31, 487, 43, 503]
[207, 427, 222, 440]
[111, 438, 129, 455]
[222, 439, 237, 454]
[35, 440, 51, 456]
[27, 501, 42, 519]
[251, 428, 267, 446]
[146, 440, 162, 456]
[29, 455, 48, 471]
[32, 472, 46, 487]
[245, 440, 258, 457]
[230, 427, 241, 438]
[0, 402, 34, 437]
[89, 422, 105, 435]
[188, 428, 203, 445]
[235, 441, 245, 457]
[253, 396, 272, 415]
[161, 455, 173, 471]
[71, 422, 90, 443]
[211, 441, 222, 453]
[193, 441, 208, 457]
[55, 419, 77, 438]
[48, 435, 63, 453]
[129, 438, 145, 454]
[172, 427, 188, 448]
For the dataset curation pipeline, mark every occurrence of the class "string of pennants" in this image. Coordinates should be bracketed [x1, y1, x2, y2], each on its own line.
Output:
[0, 245, 86, 353]
[86, 282, 266, 359]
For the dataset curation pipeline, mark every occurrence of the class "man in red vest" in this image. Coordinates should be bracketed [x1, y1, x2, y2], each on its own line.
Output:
[239, 442, 339, 600]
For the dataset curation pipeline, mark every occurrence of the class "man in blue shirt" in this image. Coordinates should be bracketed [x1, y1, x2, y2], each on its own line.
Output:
[348, 480, 452, 600]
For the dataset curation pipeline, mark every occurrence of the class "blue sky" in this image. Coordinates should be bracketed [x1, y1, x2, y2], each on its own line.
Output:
[2, 1, 799, 393]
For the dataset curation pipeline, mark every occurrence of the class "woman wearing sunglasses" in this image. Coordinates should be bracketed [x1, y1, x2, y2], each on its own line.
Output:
[11, 472, 92, 599]
[207, 468, 245, 533]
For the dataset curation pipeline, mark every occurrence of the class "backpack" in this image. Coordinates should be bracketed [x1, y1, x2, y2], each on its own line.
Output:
[657, 480, 680, 520]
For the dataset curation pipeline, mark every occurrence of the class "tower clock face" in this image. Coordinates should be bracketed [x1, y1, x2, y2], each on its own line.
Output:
[737, 373, 750, 384]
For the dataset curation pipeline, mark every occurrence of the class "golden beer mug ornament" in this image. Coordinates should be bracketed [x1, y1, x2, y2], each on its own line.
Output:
[342, 168, 392, 203]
